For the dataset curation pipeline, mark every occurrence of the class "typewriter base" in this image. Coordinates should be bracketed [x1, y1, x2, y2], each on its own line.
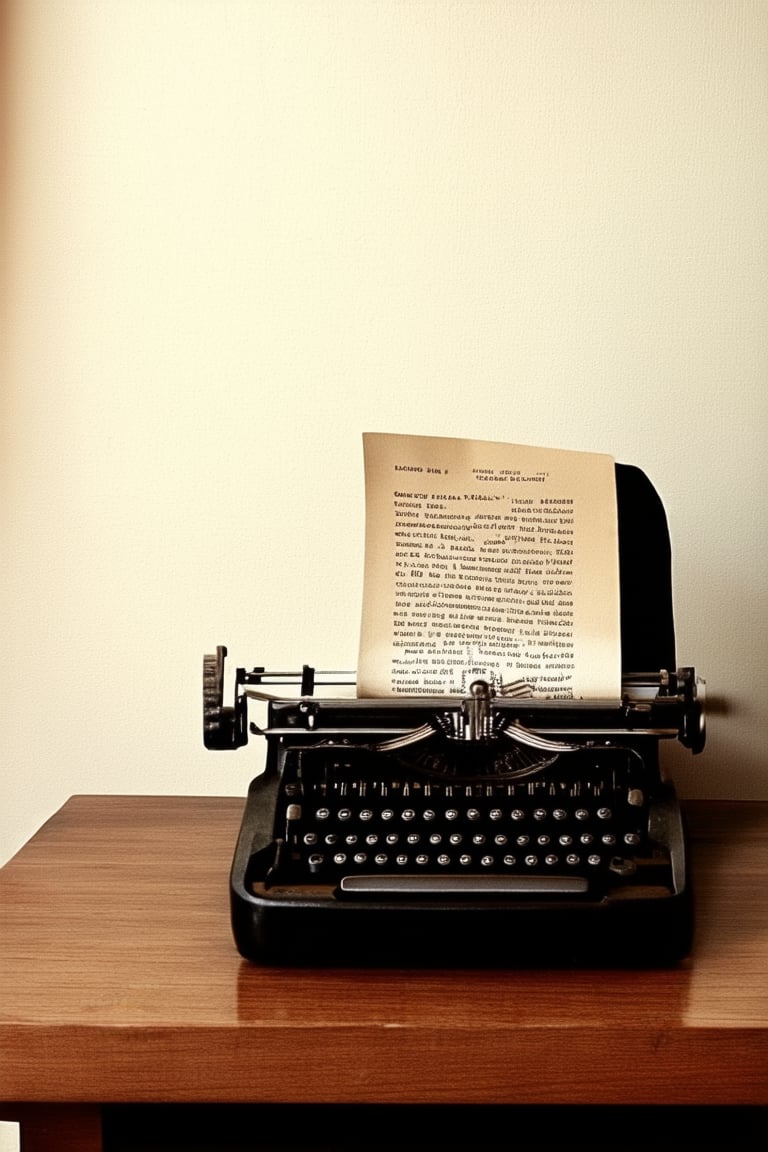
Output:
[230, 783, 693, 968]
[232, 890, 693, 969]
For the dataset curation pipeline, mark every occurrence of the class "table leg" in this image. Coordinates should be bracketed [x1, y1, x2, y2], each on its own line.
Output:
[0, 1104, 102, 1152]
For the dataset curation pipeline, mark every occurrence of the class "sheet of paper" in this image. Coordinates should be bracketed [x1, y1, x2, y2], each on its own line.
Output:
[358, 433, 621, 700]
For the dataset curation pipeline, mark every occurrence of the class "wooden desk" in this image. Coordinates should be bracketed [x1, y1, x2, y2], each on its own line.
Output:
[0, 796, 766, 1151]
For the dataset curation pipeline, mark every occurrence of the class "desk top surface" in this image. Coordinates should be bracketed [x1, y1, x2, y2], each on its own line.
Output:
[1, 795, 766, 1106]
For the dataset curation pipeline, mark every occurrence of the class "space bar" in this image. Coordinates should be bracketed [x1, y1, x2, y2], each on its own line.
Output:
[339, 874, 589, 897]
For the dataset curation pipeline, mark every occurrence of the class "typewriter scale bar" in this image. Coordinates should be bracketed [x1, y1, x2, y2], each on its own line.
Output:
[247, 673, 704, 748]
[259, 724, 684, 740]
[254, 703, 693, 744]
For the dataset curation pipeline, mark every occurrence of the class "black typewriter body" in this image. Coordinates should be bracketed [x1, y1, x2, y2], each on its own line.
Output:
[206, 466, 705, 966]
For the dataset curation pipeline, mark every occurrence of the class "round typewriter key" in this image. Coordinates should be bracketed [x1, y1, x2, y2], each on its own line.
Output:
[324, 833, 339, 845]
[338, 808, 352, 821]
[449, 833, 463, 845]
[445, 808, 459, 821]
[524, 854, 538, 867]
[467, 808, 481, 821]
[333, 853, 347, 865]
[566, 853, 580, 865]
[480, 855, 494, 867]
[516, 834, 530, 846]
[553, 808, 567, 821]
[559, 834, 573, 846]
[537, 834, 550, 846]
[402, 808, 416, 821]
[381, 809, 395, 821]
[437, 854, 450, 866]
[511, 808, 525, 821]
[345, 833, 358, 845]
[575, 808, 589, 821]
[601, 833, 616, 846]
[472, 833, 486, 845]
[365, 833, 379, 846]
[385, 832, 399, 845]
[597, 807, 612, 820]
[624, 832, 641, 846]
[396, 854, 408, 865]
[353, 853, 367, 865]
[503, 855, 516, 866]
[494, 833, 508, 846]
[533, 808, 547, 821]
[303, 832, 318, 845]
[308, 853, 324, 872]
[429, 833, 442, 845]
[588, 854, 602, 866]
[580, 832, 594, 844]
[406, 832, 420, 845]
[545, 854, 558, 866]
[375, 854, 388, 866]
[459, 854, 472, 866]
[423, 809, 436, 822]
[359, 809, 374, 822]
[415, 854, 429, 865]
[489, 808, 503, 821]
[315, 808, 330, 821]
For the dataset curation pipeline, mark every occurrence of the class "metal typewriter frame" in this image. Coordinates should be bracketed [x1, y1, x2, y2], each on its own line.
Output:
[204, 649, 705, 754]
[205, 646, 705, 966]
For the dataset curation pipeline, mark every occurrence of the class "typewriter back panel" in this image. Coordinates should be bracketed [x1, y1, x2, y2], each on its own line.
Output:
[615, 463, 676, 673]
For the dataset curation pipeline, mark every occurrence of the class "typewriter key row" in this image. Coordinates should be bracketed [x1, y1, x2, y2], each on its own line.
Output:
[311, 804, 620, 823]
[303, 848, 611, 875]
[301, 830, 640, 848]
[297, 806, 642, 848]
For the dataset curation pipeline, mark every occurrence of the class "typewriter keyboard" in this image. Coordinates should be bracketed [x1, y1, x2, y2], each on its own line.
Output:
[274, 749, 651, 887]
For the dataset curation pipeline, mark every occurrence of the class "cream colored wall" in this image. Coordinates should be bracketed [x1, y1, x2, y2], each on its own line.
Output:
[2, 0, 767, 870]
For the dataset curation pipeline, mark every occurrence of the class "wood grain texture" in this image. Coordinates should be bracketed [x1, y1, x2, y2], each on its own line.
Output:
[0, 796, 766, 1107]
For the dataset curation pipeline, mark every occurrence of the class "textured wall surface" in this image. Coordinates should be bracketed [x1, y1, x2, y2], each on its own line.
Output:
[2, 1, 767, 876]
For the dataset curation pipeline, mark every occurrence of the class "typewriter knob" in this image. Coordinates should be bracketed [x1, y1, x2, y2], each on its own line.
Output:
[203, 646, 245, 749]
[678, 667, 706, 754]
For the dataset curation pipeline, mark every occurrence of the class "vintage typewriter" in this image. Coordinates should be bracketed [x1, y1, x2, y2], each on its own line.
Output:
[205, 465, 705, 965]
